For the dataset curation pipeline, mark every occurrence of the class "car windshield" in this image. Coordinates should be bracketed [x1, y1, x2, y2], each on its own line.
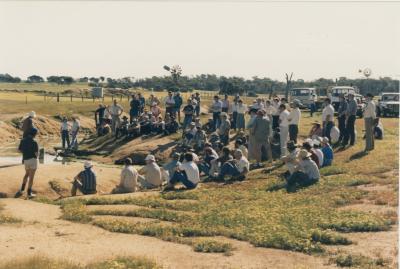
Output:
[332, 89, 349, 97]
[382, 94, 399, 101]
[291, 89, 311, 96]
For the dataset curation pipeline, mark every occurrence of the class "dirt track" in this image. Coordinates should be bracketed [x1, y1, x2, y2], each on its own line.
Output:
[0, 199, 335, 269]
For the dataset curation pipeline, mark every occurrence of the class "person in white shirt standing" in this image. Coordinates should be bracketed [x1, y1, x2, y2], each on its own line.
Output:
[108, 100, 124, 134]
[70, 116, 80, 150]
[165, 91, 176, 118]
[60, 117, 70, 149]
[211, 95, 223, 131]
[288, 99, 301, 144]
[363, 93, 376, 151]
[272, 98, 281, 130]
[321, 98, 335, 142]
[279, 104, 290, 157]
[165, 153, 199, 190]
[113, 158, 138, 193]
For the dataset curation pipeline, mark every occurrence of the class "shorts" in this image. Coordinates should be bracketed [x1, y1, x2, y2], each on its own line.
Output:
[24, 158, 38, 170]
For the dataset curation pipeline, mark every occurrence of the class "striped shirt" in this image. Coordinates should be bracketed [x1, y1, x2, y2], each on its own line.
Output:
[78, 168, 97, 193]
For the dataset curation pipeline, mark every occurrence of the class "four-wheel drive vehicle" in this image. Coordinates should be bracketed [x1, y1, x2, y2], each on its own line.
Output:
[377, 92, 399, 117]
[290, 88, 317, 109]
[327, 86, 360, 111]
[354, 94, 365, 118]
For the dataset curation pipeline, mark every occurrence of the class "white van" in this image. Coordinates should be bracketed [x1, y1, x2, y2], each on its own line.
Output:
[327, 86, 359, 110]
[290, 88, 317, 107]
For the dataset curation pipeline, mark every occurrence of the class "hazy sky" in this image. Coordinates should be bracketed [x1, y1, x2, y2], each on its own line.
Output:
[0, 1, 399, 81]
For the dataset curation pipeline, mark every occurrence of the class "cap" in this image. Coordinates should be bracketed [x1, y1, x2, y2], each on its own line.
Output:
[145, 154, 155, 161]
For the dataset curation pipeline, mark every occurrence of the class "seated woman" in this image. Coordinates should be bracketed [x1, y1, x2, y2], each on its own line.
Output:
[286, 149, 320, 192]
[197, 145, 218, 176]
[165, 153, 200, 190]
[309, 121, 323, 139]
[321, 137, 333, 167]
[193, 126, 207, 151]
[281, 140, 299, 178]
[209, 147, 233, 179]
[374, 117, 384, 140]
[182, 122, 197, 147]
[217, 149, 249, 181]
[71, 161, 97, 196]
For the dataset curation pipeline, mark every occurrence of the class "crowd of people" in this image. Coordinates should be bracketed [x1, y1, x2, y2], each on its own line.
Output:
[15, 90, 383, 198]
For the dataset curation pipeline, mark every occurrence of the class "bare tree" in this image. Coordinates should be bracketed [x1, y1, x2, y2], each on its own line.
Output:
[285, 72, 293, 100]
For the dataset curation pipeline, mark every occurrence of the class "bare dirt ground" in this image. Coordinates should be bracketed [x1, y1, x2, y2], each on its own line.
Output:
[0, 198, 336, 269]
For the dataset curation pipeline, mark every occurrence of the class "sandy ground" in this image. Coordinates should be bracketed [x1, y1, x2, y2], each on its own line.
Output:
[0, 199, 336, 269]
[0, 162, 121, 198]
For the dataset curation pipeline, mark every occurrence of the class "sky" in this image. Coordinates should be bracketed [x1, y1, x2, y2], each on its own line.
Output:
[0, 1, 399, 81]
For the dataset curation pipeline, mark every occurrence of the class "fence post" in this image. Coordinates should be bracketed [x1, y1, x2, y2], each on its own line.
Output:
[120, 95, 122, 101]
[25, 96, 27, 104]
[102, 95, 105, 103]
[93, 96, 95, 103]
[70, 94, 73, 102]
[57, 93, 60, 102]
[112, 95, 114, 101]
[81, 95, 84, 102]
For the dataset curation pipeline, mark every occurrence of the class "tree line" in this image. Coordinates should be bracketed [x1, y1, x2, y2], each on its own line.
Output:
[0, 73, 398, 96]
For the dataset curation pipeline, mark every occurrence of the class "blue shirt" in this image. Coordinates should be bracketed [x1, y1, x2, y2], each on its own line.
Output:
[321, 145, 333, 167]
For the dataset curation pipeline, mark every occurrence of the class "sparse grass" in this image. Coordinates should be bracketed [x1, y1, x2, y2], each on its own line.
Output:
[192, 238, 234, 254]
[320, 166, 345, 176]
[346, 178, 372, 187]
[310, 229, 352, 245]
[331, 253, 389, 268]
[0, 204, 21, 224]
[91, 208, 193, 222]
[0, 255, 160, 269]
[60, 200, 92, 223]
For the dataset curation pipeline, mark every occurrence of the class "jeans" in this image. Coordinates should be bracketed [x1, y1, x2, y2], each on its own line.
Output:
[212, 112, 221, 131]
[183, 115, 193, 130]
[198, 162, 211, 175]
[343, 115, 356, 146]
[195, 105, 200, 117]
[286, 171, 318, 192]
[61, 130, 70, 149]
[219, 162, 240, 178]
[338, 115, 346, 143]
[232, 111, 238, 130]
[272, 115, 279, 130]
[364, 117, 374, 151]
[70, 131, 78, 149]
[323, 121, 334, 142]
[310, 103, 316, 117]
[288, 124, 298, 144]
[170, 171, 197, 189]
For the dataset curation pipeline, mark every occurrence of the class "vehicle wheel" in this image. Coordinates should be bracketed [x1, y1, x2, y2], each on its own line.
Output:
[383, 111, 387, 117]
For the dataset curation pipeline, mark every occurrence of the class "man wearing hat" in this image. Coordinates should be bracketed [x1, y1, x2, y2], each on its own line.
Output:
[138, 154, 162, 189]
[217, 112, 231, 145]
[363, 93, 376, 151]
[15, 128, 39, 198]
[182, 99, 194, 130]
[288, 99, 302, 144]
[286, 149, 320, 192]
[194, 92, 201, 117]
[174, 92, 183, 122]
[321, 98, 335, 142]
[302, 140, 320, 167]
[22, 111, 36, 138]
[108, 99, 124, 134]
[281, 140, 299, 176]
[115, 115, 129, 139]
[211, 95, 223, 131]
[309, 121, 323, 139]
[71, 161, 97, 196]
[342, 92, 357, 147]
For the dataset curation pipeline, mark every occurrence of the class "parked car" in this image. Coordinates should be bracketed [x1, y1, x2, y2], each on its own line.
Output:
[327, 86, 360, 111]
[290, 88, 317, 109]
[377, 92, 399, 117]
[354, 94, 365, 118]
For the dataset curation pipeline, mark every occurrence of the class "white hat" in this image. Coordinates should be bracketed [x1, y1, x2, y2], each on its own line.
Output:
[304, 138, 314, 147]
[145, 154, 155, 161]
[312, 139, 320, 146]
[322, 137, 330, 144]
[29, 111, 36, 118]
[299, 149, 312, 159]
[84, 161, 93, 169]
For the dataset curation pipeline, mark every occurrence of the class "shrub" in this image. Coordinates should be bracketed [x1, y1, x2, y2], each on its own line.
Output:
[61, 201, 92, 223]
[192, 239, 234, 254]
[310, 229, 352, 245]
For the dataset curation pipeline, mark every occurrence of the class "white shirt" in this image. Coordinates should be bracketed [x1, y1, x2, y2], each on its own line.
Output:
[165, 96, 175, 106]
[237, 156, 250, 173]
[363, 100, 376, 119]
[239, 145, 248, 158]
[71, 120, 80, 133]
[120, 165, 138, 192]
[279, 110, 290, 127]
[288, 108, 301, 125]
[212, 100, 223, 112]
[322, 104, 335, 122]
[109, 104, 123, 116]
[231, 103, 238, 112]
[179, 161, 200, 184]
[61, 122, 69, 131]
[272, 102, 281, 115]
[265, 105, 276, 116]
[314, 149, 324, 168]
[236, 104, 247, 114]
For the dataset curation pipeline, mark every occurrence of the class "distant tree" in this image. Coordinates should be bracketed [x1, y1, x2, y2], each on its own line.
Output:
[99, 76, 105, 82]
[89, 77, 99, 83]
[27, 75, 44, 83]
[78, 77, 88, 83]
[0, 73, 21, 83]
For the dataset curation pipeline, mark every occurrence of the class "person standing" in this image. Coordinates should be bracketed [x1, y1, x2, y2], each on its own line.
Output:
[231, 99, 239, 131]
[109, 100, 124, 134]
[322, 98, 335, 142]
[15, 128, 39, 198]
[309, 94, 317, 117]
[194, 92, 201, 117]
[182, 99, 194, 130]
[250, 110, 271, 167]
[211, 95, 223, 131]
[279, 104, 290, 157]
[337, 95, 348, 144]
[217, 112, 231, 145]
[165, 91, 176, 117]
[221, 94, 230, 113]
[22, 111, 36, 138]
[60, 117, 70, 149]
[138, 93, 146, 114]
[95, 104, 106, 127]
[342, 93, 357, 147]
[129, 95, 141, 123]
[236, 99, 247, 132]
[174, 92, 183, 122]
[363, 93, 376, 152]
[70, 116, 80, 150]
[288, 100, 301, 144]
[272, 98, 281, 130]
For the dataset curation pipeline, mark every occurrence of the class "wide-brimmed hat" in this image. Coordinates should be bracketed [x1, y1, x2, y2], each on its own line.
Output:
[84, 161, 93, 169]
[29, 111, 36, 118]
[321, 137, 330, 144]
[304, 138, 314, 147]
[298, 149, 312, 159]
[313, 139, 321, 146]
[145, 154, 155, 161]
[312, 121, 321, 126]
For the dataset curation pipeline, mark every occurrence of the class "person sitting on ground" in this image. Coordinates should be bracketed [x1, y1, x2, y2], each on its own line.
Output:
[203, 118, 214, 134]
[165, 153, 200, 190]
[285, 149, 320, 192]
[217, 112, 231, 145]
[182, 122, 197, 147]
[309, 121, 323, 139]
[22, 111, 36, 138]
[112, 158, 138, 193]
[151, 102, 162, 118]
[138, 155, 162, 189]
[97, 120, 111, 136]
[312, 139, 324, 168]
[217, 149, 250, 181]
[139, 115, 152, 135]
[373, 117, 384, 140]
[302, 140, 320, 168]
[127, 118, 141, 138]
[234, 138, 248, 159]
[15, 128, 39, 198]
[194, 117, 202, 129]
[321, 137, 333, 167]
[164, 116, 179, 135]
[152, 116, 165, 134]
[182, 99, 194, 130]
[209, 147, 233, 178]
[163, 153, 181, 182]
[193, 126, 207, 151]
[71, 161, 97, 196]
[281, 140, 300, 178]
[197, 145, 219, 176]
[115, 115, 129, 139]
